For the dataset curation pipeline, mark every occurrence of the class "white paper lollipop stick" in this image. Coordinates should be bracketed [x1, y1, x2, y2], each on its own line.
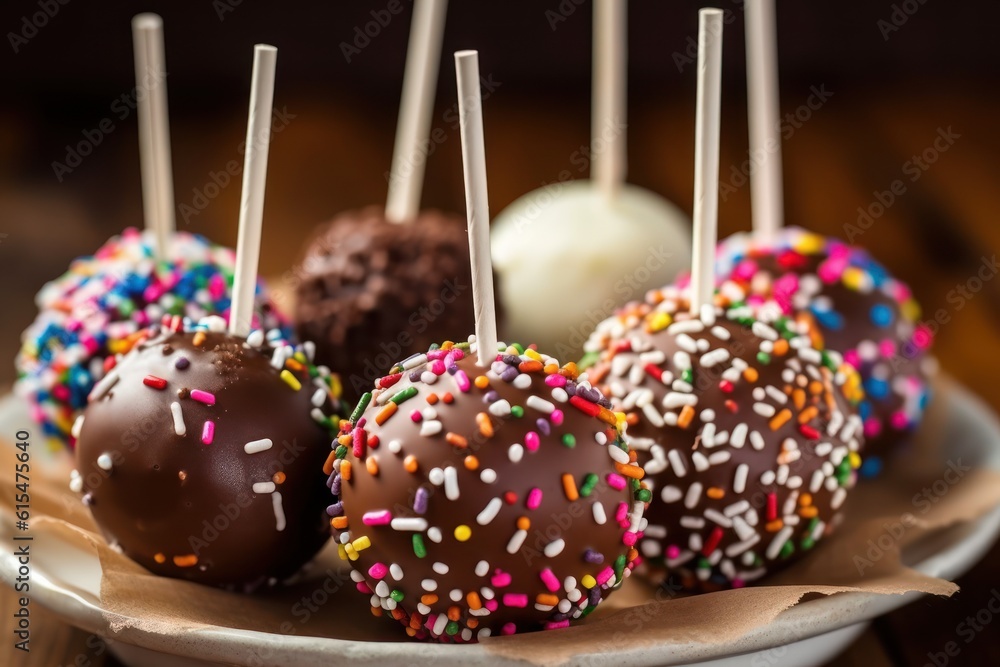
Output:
[745, 0, 783, 241]
[689, 9, 724, 315]
[454, 50, 498, 367]
[230, 45, 278, 338]
[386, 0, 448, 223]
[132, 13, 175, 261]
[592, 0, 627, 200]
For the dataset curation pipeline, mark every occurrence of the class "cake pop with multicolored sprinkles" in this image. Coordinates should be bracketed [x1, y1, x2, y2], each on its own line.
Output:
[329, 337, 643, 640]
[15, 228, 287, 448]
[72, 316, 344, 588]
[714, 227, 932, 474]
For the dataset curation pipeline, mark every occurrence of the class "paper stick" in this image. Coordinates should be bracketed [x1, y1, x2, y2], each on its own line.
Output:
[454, 50, 497, 367]
[386, 0, 448, 223]
[230, 45, 277, 337]
[690, 9, 724, 315]
[132, 13, 175, 261]
[592, 0, 627, 200]
[745, 0, 783, 241]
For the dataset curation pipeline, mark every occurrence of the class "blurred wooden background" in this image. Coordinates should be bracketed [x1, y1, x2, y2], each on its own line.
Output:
[1, 1, 999, 664]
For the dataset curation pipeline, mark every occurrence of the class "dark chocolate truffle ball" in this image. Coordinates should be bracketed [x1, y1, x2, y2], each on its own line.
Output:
[294, 207, 476, 398]
[714, 228, 933, 474]
[327, 339, 643, 642]
[584, 291, 864, 590]
[72, 317, 345, 589]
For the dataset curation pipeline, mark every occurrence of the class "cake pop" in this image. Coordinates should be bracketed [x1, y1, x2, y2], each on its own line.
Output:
[490, 0, 690, 357]
[294, 0, 475, 396]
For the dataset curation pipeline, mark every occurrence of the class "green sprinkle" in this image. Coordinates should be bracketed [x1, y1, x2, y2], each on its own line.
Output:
[350, 393, 372, 423]
[613, 553, 626, 582]
[335, 444, 348, 460]
[578, 351, 601, 370]
[800, 537, 816, 551]
[561, 433, 576, 448]
[445, 621, 460, 636]
[629, 478, 641, 493]
[635, 488, 652, 503]
[511, 343, 525, 355]
[390, 386, 418, 405]
[581, 603, 598, 617]
[681, 369, 694, 385]
[412, 534, 426, 558]
[390, 589, 405, 602]
[779, 541, 795, 559]
[756, 352, 771, 365]
[579, 473, 599, 497]
[510, 405, 524, 419]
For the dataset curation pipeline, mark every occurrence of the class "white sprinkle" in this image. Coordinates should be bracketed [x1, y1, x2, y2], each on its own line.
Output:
[244, 438, 273, 454]
[700, 349, 730, 368]
[752, 321, 779, 340]
[170, 402, 186, 436]
[433, 562, 449, 575]
[96, 453, 113, 471]
[403, 354, 428, 370]
[798, 347, 822, 364]
[488, 399, 512, 416]
[544, 539, 566, 558]
[377, 581, 391, 597]
[750, 431, 766, 451]
[734, 464, 750, 494]
[477, 498, 502, 525]
[831, 487, 847, 510]
[526, 395, 555, 414]
[642, 403, 665, 428]
[388, 439, 403, 454]
[506, 529, 528, 553]
[668, 320, 705, 335]
[676, 334, 698, 353]
[667, 449, 687, 477]
[760, 470, 776, 486]
[272, 491, 286, 531]
[673, 351, 692, 370]
[592, 502, 607, 524]
[72, 415, 85, 439]
[69, 475, 83, 494]
[608, 446, 630, 464]
[508, 443, 524, 463]
[253, 482, 276, 494]
[711, 325, 731, 340]
[724, 500, 751, 517]
[730, 424, 748, 448]
[428, 468, 445, 485]
[661, 486, 683, 503]
[709, 451, 731, 466]
[475, 560, 490, 577]
[89, 370, 119, 401]
[444, 466, 459, 500]
[664, 392, 698, 408]
[765, 386, 788, 404]
[390, 518, 428, 531]
[692, 452, 710, 472]
[684, 482, 703, 509]
[551, 387, 569, 402]
[390, 563, 404, 580]
[422, 579, 438, 592]
[700, 409, 716, 422]
[246, 329, 265, 347]
[753, 402, 776, 418]
[512, 373, 532, 390]
[680, 516, 705, 530]
[767, 526, 795, 560]
[671, 380, 693, 393]
[776, 465, 789, 485]
[810, 470, 825, 493]
[427, 527, 443, 543]
[420, 420, 443, 436]
[480, 468, 497, 484]
[701, 423, 716, 448]
[726, 534, 761, 557]
[311, 388, 327, 407]
[705, 509, 733, 528]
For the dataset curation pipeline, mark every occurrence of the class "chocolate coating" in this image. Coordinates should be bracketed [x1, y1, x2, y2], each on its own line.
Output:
[328, 341, 642, 641]
[585, 294, 864, 590]
[294, 207, 476, 399]
[715, 228, 933, 473]
[74, 324, 343, 589]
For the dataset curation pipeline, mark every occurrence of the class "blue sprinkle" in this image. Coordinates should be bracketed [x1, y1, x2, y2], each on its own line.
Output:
[870, 303, 893, 328]
[860, 457, 883, 478]
[864, 377, 890, 400]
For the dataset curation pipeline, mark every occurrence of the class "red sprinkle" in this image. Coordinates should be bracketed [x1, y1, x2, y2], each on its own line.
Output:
[766, 492, 778, 522]
[702, 526, 724, 556]
[643, 364, 664, 382]
[798, 424, 820, 440]
[378, 373, 402, 389]
[143, 375, 167, 390]
[569, 395, 601, 417]
[503, 491, 518, 505]
[719, 380, 735, 393]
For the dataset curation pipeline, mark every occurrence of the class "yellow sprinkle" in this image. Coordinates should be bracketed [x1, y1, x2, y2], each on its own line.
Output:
[352, 535, 371, 551]
[474, 375, 490, 389]
[795, 232, 825, 255]
[648, 312, 672, 333]
[848, 452, 862, 470]
[280, 369, 302, 391]
[454, 525, 472, 541]
[581, 574, 597, 589]
[192, 331, 206, 346]
[153, 553, 166, 564]
[901, 298, 921, 322]
[525, 348, 542, 361]
[344, 543, 359, 561]
[337, 544, 348, 560]
[842, 267, 869, 291]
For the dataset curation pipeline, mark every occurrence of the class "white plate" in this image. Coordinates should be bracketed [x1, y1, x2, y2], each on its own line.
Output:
[3, 383, 1000, 667]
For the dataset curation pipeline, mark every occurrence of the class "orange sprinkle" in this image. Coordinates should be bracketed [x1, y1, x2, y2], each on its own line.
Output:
[474, 375, 490, 389]
[371, 607, 383, 618]
[543, 363, 559, 375]
[792, 389, 806, 410]
[464, 455, 479, 470]
[375, 403, 398, 425]
[409, 615, 423, 630]
[764, 519, 784, 533]
[589, 365, 609, 385]
[337, 434, 352, 446]
[331, 516, 349, 530]
[285, 358, 305, 372]
[706, 487, 725, 500]
[391, 608, 406, 621]
[626, 413, 640, 426]
[614, 462, 645, 480]
[153, 553, 166, 564]
[447, 606, 461, 621]
[366, 457, 379, 475]
[404, 626, 416, 636]
[561, 362, 579, 379]
[272, 471, 286, 484]
[446, 432, 469, 448]
[628, 449, 638, 463]
[340, 460, 352, 481]
[597, 406, 618, 426]
[442, 392, 455, 404]
[476, 412, 494, 438]
[536, 593, 559, 607]
[518, 360, 543, 374]
[322, 450, 338, 475]
[404, 455, 419, 473]
[808, 381, 824, 395]
[769, 409, 792, 431]
[192, 332, 206, 346]
[173, 554, 198, 567]
[562, 473, 579, 501]
[466, 618, 479, 629]
[798, 406, 819, 424]
[467, 592, 483, 610]
[743, 367, 759, 383]
[772, 339, 789, 356]
[427, 393, 439, 405]
[799, 506, 819, 519]
[627, 547, 639, 562]
[678, 405, 696, 428]
[516, 516, 531, 530]
[799, 493, 813, 506]
[421, 594, 439, 605]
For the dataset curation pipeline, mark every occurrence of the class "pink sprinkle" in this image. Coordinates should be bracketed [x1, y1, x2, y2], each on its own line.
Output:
[208, 274, 226, 300]
[52, 385, 70, 401]
[526, 488, 543, 510]
[615, 502, 629, 523]
[80, 335, 99, 354]
[201, 420, 214, 445]
[355, 582, 371, 593]
[491, 570, 511, 588]
[733, 259, 758, 282]
[501, 622, 517, 635]
[362, 511, 392, 526]
[913, 326, 934, 349]
[190, 390, 215, 406]
[502, 593, 528, 608]
[430, 360, 446, 375]
[427, 350, 447, 361]
[451, 349, 465, 361]
[550, 409, 564, 426]
[143, 283, 165, 303]
[622, 532, 638, 547]
[863, 419, 883, 438]
[545, 374, 567, 388]
[525, 432, 540, 452]
[606, 473, 626, 490]
[890, 411, 910, 430]
[843, 349, 861, 369]
[878, 339, 897, 359]
[539, 568, 560, 592]
[666, 545, 681, 559]
[455, 370, 471, 393]
[367, 562, 389, 579]
[732, 578, 746, 589]
[485, 599, 499, 612]
[544, 620, 570, 630]
[353, 427, 366, 458]
[410, 410, 423, 423]
[596, 566, 614, 586]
